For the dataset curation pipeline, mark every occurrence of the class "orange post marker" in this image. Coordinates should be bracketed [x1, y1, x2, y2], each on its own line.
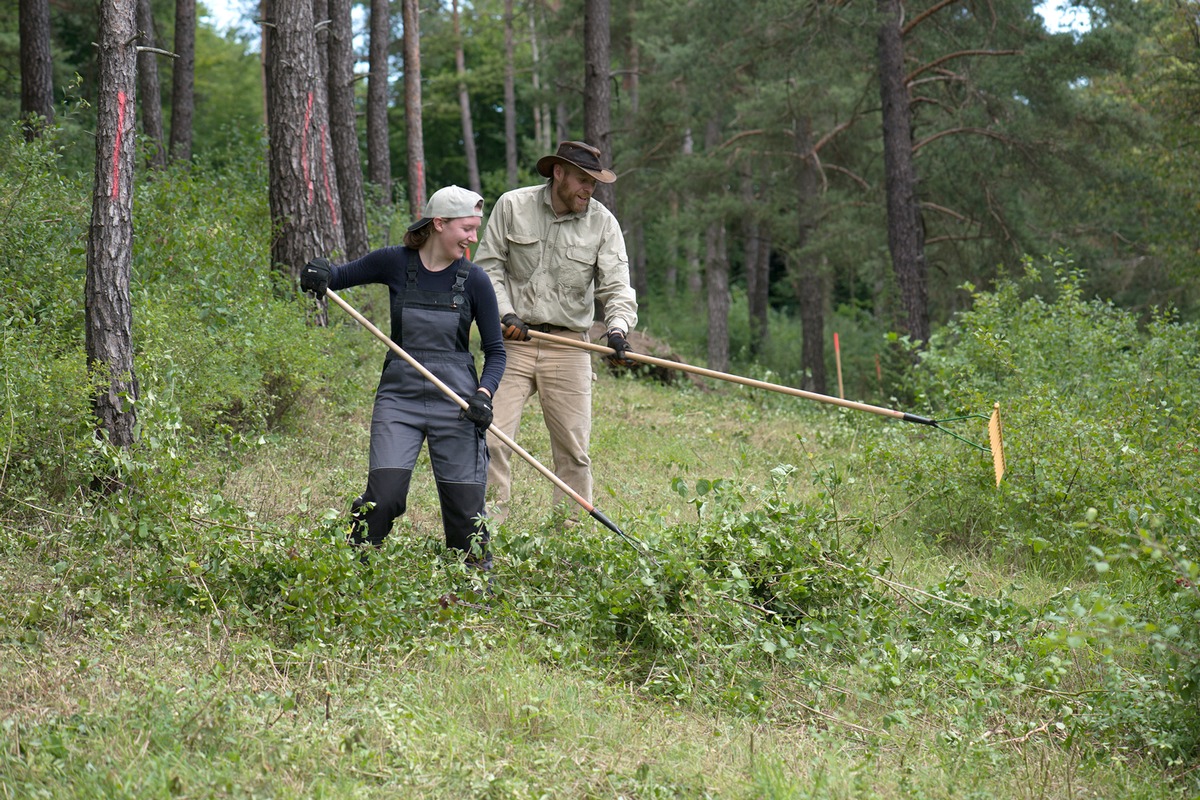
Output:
[834, 332, 845, 399]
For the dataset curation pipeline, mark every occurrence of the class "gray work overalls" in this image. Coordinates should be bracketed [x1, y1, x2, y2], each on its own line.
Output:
[351, 251, 490, 560]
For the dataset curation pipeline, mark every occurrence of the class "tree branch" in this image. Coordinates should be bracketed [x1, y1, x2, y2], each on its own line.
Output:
[811, 118, 855, 156]
[902, 0, 959, 36]
[921, 201, 975, 224]
[913, 125, 1015, 152]
[136, 46, 179, 58]
[822, 163, 871, 190]
[907, 49, 1021, 84]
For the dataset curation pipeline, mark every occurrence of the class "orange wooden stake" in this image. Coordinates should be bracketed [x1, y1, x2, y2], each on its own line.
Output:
[834, 332, 844, 399]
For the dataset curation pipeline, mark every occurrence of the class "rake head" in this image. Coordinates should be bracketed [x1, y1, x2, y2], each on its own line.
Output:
[988, 402, 1006, 487]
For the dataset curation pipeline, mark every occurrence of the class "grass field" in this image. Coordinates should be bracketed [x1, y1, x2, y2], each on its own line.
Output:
[2, 340, 1192, 799]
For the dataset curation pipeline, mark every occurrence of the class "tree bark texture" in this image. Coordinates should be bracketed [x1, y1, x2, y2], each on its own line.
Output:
[528, 2, 551, 153]
[584, 0, 616, 212]
[794, 116, 827, 393]
[313, 0, 330, 88]
[503, 0, 518, 188]
[877, 0, 930, 345]
[261, 0, 274, 128]
[136, 0, 167, 169]
[704, 118, 730, 372]
[796, 261, 827, 393]
[327, 0, 370, 259]
[366, 0, 393, 208]
[452, 0, 481, 194]
[624, 2, 647, 298]
[402, 0, 426, 217]
[664, 191, 678, 298]
[169, 0, 196, 162]
[267, 0, 347, 300]
[19, 0, 55, 140]
[741, 161, 769, 356]
[87, 0, 140, 449]
[705, 218, 730, 373]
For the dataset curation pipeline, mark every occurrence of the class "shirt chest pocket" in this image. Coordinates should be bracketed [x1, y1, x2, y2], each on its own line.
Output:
[560, 243, 599, 289]
[505, 232, 542, 280]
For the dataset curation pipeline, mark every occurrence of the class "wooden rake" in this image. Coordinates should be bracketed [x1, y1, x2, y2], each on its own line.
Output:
[527, 330, 1007, 487]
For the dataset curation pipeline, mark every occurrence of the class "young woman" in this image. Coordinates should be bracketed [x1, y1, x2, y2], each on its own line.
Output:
[300, 186, 505, 567]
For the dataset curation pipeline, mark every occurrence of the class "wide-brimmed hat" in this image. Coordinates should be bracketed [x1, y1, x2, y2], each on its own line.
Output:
[536, 141, 617, 184]
[407, 185, 485, 232]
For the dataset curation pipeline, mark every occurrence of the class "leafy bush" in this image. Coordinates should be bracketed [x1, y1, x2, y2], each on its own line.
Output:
[873, 253, 1200, 757]
[0, 125, 99, 497]
[0, 127, 355, 503]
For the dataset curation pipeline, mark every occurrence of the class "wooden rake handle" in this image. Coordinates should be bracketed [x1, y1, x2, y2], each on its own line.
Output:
[525, 329, 938, 426]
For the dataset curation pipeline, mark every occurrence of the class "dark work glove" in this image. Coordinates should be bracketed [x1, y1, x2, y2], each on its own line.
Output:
[300, 257, 332, 296]
[460, 390, 493, 430]
[604, 328, 634, 367]
[501, 313, 531, 341]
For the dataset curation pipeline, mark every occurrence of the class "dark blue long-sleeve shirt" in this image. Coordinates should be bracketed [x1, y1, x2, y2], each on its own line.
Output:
[329, 246, 506, 396]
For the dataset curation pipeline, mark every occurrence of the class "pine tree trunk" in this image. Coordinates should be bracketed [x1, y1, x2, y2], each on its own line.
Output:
[169, 0, 195, 162]
[261, 0, 273, 127]
[584, 0, 615, 212]
[665, 192, 679, 298]
[327, 0, 370, 259]
[705, 217, 730, 373]
[402, 0, 426, 217]
[704, 118, 730, 372]
[796, 261, 826, 393]
[528, 1, 551, 153]
[682, 132, 700, 303]
[877, 0, 929, 345]
[741, 161, 769, 356]
[267, 0, 347, 318]
[366, 0, 392, 211]
[794, 116, 827, 393]
[19, 0, 55, 140]
[503, 0, 518, 188]
[136, 0, 167, 169]
[555, 99, 569, 144]
[86, 0, 140, 450]
[624, 2, 647, 297]
[452, 0, 481, 195]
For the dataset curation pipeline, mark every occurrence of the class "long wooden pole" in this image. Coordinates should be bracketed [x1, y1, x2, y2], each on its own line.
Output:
[528, 329, 940, 426]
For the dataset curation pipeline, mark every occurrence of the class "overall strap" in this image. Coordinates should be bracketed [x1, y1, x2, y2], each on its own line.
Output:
[406, 247, 420, 290]
[451, 262, 470, 306]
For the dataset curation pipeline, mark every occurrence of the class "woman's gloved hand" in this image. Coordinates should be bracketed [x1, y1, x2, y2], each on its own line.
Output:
[460, 390, 494, 429]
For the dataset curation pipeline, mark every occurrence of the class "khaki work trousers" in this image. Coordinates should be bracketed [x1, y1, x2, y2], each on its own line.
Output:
[486, 333, 594, 520]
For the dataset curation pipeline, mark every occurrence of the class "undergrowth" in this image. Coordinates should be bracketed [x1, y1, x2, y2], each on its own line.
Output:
[3, 128, 1200, 797]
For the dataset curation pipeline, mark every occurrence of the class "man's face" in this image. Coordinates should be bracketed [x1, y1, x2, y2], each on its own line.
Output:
[554, 164, 597, 214]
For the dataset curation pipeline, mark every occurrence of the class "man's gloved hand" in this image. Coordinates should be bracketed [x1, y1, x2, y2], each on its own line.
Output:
[300, 257, 332, 296]
[460, 390, 493, 430]
[501, 313, 531, 341]
[604, 328, 635, 367]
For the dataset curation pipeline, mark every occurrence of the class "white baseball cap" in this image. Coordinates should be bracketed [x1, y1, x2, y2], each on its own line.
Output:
[407, 185, 485, 232]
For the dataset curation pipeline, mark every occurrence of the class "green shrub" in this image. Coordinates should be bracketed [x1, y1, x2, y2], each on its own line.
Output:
[0, 128, 357, 502]
[872, 253, 1200, 758]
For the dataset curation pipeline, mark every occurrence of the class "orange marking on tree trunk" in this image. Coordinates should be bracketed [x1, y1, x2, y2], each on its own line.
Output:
[111, 91, 127, 200]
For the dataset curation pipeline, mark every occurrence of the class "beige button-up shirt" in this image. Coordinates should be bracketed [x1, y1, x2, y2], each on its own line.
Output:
[474, 183, 638, 334]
